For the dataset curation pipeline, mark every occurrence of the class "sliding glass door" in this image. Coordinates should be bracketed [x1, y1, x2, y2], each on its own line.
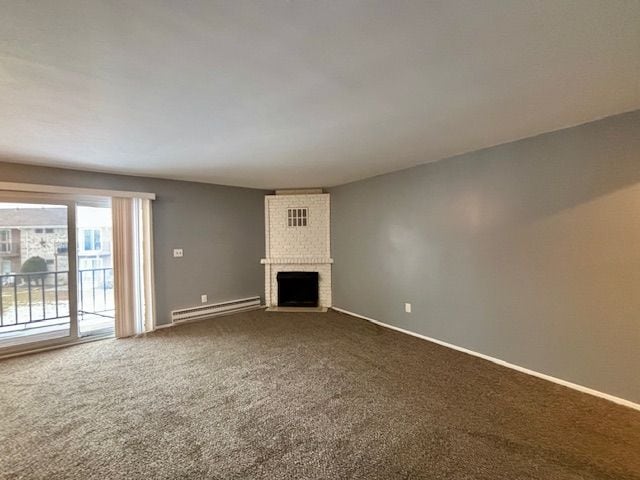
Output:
[76, 202, 114, 337]
[0, 188, 154, 351]
[0, 198, 78, 349]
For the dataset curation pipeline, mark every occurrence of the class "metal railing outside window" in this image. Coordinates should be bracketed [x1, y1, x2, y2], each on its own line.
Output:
[0, 268, 114, 330]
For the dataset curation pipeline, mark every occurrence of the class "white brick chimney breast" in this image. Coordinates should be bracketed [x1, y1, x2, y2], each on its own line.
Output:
[261, 191, 332, 308]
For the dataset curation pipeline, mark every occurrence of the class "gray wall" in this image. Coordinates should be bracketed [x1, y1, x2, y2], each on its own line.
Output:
[330, 110, 640, 404]
[0, 161, 267, 326]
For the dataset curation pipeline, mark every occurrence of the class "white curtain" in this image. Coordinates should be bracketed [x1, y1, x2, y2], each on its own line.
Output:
[112, 197, 155, 338]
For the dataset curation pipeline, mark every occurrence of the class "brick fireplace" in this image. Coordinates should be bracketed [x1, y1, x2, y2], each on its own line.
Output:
[261, 190, 332, 309]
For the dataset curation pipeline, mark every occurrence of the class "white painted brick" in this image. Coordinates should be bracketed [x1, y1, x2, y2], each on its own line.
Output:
[262, 193, 332, 307]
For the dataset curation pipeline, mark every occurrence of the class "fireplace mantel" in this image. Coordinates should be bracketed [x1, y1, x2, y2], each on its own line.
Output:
[261, 257, 333, 265]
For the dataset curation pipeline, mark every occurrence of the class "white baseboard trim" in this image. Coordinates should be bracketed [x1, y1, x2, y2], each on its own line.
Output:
[332, 306, 640, 412]
[153, 323, 174, 330]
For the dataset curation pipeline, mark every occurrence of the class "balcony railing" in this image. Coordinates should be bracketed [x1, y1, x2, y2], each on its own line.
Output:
[78, 268, 114, 319]
[0, 268, 114, 332]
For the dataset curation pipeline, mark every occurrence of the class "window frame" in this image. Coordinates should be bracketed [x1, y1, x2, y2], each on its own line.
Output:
[81, 228, 102, 253]
[0, 229, 11, 253]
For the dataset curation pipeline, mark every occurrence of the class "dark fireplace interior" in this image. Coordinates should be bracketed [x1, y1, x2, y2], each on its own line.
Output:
[277, 271, 319, 307]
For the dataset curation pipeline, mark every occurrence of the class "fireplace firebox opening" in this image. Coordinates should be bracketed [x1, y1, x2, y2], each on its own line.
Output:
[277, 271, 319, 307]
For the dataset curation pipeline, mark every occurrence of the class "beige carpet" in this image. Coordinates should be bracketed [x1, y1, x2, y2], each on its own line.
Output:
[1, 309, 638, 479]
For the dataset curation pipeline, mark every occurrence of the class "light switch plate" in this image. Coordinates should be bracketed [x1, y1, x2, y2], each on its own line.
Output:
[405, 302, 412, 313]
[173, 248, 184, 258]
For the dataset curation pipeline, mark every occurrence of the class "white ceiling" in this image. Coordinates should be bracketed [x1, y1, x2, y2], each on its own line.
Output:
[1, 1, 639, 189]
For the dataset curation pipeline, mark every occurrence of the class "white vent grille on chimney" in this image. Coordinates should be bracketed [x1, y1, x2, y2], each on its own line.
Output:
[288, 207, 308, 227]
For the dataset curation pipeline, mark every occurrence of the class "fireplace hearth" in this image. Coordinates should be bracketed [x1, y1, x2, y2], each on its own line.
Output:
[277, 271, 319, 307]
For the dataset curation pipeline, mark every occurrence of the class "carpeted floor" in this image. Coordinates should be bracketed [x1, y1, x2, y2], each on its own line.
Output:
[1, 309, 639, 480]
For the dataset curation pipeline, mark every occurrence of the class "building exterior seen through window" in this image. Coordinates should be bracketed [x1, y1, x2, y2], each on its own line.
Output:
[0, 229, 10, 253]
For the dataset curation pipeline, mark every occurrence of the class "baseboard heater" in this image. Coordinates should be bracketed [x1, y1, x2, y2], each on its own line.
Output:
[170, 296, 262, 323]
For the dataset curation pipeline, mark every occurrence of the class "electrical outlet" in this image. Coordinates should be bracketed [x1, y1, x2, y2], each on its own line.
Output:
[405, 302, 412, 313]
[201, 294, 208, 304]
[173, 248, 184, 258]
